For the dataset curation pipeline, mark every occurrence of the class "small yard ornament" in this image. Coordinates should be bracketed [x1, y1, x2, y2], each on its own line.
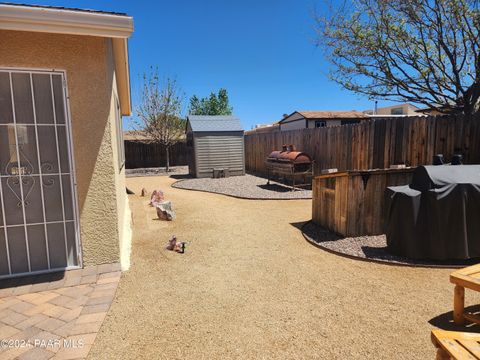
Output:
[166, 235, 177, 250]
[166, 235, 186, 253]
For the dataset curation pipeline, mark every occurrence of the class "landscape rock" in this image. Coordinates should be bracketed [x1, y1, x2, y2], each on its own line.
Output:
[156, 200, 176, 221]
[150, 190, 165, 206]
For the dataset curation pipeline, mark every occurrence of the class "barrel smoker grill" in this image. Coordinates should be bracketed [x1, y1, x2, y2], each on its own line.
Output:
[265, 145, 314, 191]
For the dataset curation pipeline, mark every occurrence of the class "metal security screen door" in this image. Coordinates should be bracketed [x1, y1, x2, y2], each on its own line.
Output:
[0, 69, 80, 279]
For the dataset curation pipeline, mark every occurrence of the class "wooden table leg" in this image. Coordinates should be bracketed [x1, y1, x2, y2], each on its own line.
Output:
[454, 285, 465, 325]
[436, 348, 450, 360]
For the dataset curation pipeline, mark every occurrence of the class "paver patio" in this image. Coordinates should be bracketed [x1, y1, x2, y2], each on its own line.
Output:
[0, 264, 120, 359]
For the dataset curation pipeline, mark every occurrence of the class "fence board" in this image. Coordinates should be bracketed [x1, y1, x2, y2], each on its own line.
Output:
[244, 114, 480, 175]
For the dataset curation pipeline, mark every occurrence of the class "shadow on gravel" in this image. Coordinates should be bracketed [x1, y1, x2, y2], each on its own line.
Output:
[170, 174, 193, 180]
[300, 221, 475, 268]
[429, 305, 480, 332]
[257, 183, 294, 193]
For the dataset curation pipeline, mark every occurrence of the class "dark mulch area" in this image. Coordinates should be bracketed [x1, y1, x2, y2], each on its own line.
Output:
[301, 221, 478, 268]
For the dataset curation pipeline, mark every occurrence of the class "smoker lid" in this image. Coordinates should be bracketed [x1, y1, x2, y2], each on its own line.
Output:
[411, 165, 480, 192]
[267, 151, 312, 164]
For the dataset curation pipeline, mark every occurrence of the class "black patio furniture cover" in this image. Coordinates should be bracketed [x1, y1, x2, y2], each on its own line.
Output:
[385, 165, 480, 260]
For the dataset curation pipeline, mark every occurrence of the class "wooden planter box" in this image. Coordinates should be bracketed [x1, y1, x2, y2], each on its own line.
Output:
[312, 168, 415, 236]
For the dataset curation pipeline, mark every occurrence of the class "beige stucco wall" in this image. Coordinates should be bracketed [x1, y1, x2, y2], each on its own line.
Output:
[306, 119, 342, 128]
[106, 42, 131, 270]
[280, 117, 343, 131]
[0, 30, 128, 266]
[366, 103, 420, 116]
[280, 113, 306, 131]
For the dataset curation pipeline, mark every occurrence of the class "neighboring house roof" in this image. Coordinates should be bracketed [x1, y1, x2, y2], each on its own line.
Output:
[124, 130, 151, 141]
[187, 115, 244, 132]
[415, 105, 452, 115]
[124, 130, 186, 142]
[0, 2, 133, 115]
[298, 111, 368, 119]
[279, 110, 368, 123]
[245, 123, 280, 135]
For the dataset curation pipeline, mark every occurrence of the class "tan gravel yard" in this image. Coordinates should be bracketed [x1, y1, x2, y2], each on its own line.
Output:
[89, 175, 480, 359]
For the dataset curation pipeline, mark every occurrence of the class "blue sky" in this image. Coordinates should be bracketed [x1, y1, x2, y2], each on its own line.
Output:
[7, 0, 398, 129]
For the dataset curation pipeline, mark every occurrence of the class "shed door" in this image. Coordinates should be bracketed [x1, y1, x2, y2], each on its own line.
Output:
[0, 69, 80, 279]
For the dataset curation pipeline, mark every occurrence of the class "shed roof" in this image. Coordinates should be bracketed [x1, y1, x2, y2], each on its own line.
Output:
[187, 115, 243, 132]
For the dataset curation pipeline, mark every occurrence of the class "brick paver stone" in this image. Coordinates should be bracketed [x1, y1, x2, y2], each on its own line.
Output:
[80, 304, 110, 315]
[58, 307, 83, 323]
[8, 301, 35, 314]
[2, 311, 29, 326]
[0, 324, 21, 338]
[36, 318, 67, 332]
[15, 314, 49, 331]
[75, 312, 106, 325]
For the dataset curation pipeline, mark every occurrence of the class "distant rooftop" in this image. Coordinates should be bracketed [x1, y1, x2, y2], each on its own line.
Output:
[297, 110, 368, 119]
[280, 111, 368, 122]
[187, 115, 243, 132]
[0, 2, 128, 16]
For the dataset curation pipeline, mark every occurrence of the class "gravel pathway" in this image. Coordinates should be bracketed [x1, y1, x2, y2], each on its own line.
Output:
[302, 221, 475, 268]
[172, 174, 312, 199]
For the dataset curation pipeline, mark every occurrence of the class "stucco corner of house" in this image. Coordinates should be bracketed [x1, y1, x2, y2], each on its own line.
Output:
[120, 195, 133, 271]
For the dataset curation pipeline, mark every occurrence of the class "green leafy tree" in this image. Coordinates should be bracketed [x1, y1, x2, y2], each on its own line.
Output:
[135, 67, 185, 171]
[188, 88, 233, 115]
[315, 0, 480, 115]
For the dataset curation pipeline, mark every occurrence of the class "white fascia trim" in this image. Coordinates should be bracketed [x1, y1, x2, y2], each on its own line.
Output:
[0, 4, 133, 38]
[113, 38, 132, 116]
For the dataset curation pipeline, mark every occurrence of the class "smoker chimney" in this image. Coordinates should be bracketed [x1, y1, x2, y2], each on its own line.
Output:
[433, 154, 444, 165]
[451, 154, 463, 165]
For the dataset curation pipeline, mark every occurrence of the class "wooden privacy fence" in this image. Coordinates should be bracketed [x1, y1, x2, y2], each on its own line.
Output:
[125, 141, 188, 169]
[245, 114, 480, 175]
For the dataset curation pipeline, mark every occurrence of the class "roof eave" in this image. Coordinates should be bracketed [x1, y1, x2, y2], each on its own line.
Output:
[0, 4, 133, 38]
[278, 111, 300, 124]
[113, 38, 131, 116]
[0, 3, 134, 115]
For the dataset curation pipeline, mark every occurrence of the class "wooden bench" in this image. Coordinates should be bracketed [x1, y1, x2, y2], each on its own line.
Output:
[450, 264, 480, 325]
[431, 329, 480, 359]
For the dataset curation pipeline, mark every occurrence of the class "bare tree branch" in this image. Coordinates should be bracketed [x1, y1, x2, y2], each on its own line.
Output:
[134, 67, 185, 171]
[315, 0, 480, 114]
